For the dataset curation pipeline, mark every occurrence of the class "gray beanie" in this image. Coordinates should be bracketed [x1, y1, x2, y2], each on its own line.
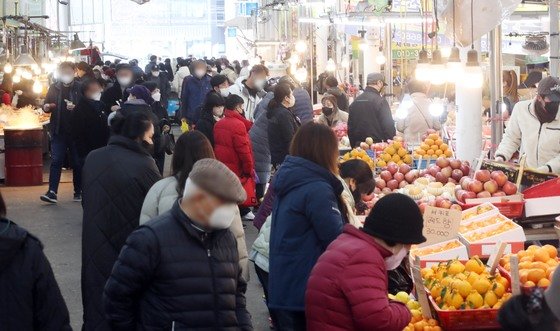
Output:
[188, 159, 246, 203]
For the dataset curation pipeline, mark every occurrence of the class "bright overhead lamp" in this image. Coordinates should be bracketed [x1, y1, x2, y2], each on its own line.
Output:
[326, 58, 336, 72]
[430, 49, 446, 85]
[462, 49, 483, 88]
[14, 53, 37, 67]
[70, 33, 86, 51]
[446, 46, 463, 83]
[415, 49, 430, 82]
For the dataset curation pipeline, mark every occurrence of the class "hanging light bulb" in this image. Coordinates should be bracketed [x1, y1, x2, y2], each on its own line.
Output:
[12, 75, 21, 83]
[375, 52, 386, 65]
[294, 67, 308, 83]
[326, 58, 336, 72]
[415, 49, 430, 82]
[4, 62, 13, 74]
[446, 46, 463, 83]
[429, 98, 445, 117]
[441, 47, 452, 58]
[288, 53, 300, 66]
[359, 38, 368, 51]
[32, 79, 42, 94]
[462, 49, 483, 88]
[396, 94, 413, 119]
[429, 49, 446, 85]
[33, 66, 42, 75]
[295, 40, 307, 53]
[22, 70, 33, 80]
[341, 56, 350, 69]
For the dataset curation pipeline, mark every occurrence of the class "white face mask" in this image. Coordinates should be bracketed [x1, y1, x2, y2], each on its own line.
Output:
[254, 78, 266, 90]
[152, 71, 160, 77]
[221, 65, 226, 70]
[384, 245, 409, 270]
[60, 74, 74, 84]
[213, 106, 224, 117]
[220, 88, 230, 97]
[152, 92, 161, 102]
[195, 69, 206, 78]
[285, 94, 296, 108]
[208, 203, 239, 229]
[91, 92, 102, 101]
[117, 76, 132, 87]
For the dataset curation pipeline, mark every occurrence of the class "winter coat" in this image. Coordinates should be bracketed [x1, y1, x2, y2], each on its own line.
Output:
[101, 82, 129, 116]
[496, 99, 560, 173]
[396, 92, 442, 144]
[239, 66, 250, 79]
[139, 176, 250, 281]
[173, 66, 191, 93]
[147, 73, 171, 107]
[121, 99, 152, 113]
[306, 224, 411, 331]
[293, 87, 314, 124]
[249, 216, 272, 272]
[81, 135, 161, 331]
[348, 87, 396, 147]
[44, 80, 83, 135]
[267, 105, 300, 166]
[104, 202, 253, 331]
[214, 109, 254, 178]
[316, 108, 349, 128]
[339, 177, 362, 228]
[326, 86, 350, 112]
[0, 218, 72, 331]
[71, 98, 110, 158]
[250, 92, 274, 184]
[144, 61, 158, 74]
[196, 108, 217, 146]
[180, 75, 212, 123]
[269, 156, 345, 311]
[228, 78, 267, 121]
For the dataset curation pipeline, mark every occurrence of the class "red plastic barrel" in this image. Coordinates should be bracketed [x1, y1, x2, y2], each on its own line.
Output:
[4, 128, 43, 186]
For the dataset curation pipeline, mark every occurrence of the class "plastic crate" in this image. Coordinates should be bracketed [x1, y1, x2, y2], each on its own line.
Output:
[413, 158, 437, 169]
[522, 178, 560, 199]
[458, 200, 525, 219]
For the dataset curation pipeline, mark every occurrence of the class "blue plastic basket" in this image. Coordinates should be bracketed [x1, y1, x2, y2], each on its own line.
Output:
[167, 98, 180, 117]
[413, 158, 437, 169]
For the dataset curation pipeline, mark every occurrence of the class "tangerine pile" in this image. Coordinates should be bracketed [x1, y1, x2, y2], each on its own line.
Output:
[413, 133, 453, 159]
[423, 257, 512, 310]
[411, 240, 462, 257]
[463, 221, 516, 242]
[459, 215, 509, 234]
[376, 140, 413, 167]
[461, 204, 495, 221]
[500, 245, 558, 288]
[341, 148, 375, 169]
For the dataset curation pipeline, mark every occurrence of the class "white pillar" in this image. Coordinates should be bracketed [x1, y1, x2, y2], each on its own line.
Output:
[362, 30, 381, 87]
[550, 0, 559, 77]
[315, 25, 329, 76]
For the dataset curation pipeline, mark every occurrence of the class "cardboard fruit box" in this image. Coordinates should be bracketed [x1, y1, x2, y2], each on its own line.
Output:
[410, 239, 469, 268]
[460, 194, 524, 219]
[460, 203, 500, 225]
[459, 221, 525, 258]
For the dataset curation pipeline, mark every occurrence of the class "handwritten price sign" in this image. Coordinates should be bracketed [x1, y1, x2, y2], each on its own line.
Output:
[423, 206, 461, 245]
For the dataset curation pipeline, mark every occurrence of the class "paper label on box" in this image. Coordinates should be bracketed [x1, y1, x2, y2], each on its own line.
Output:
[423, 206, 461, 245]
[482, 243, 512, 256]
[510, 255, 521, 296]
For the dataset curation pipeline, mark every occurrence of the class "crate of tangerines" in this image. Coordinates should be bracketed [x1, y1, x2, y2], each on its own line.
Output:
[499, 244, 558, 291]
[421, 256, 512, 330]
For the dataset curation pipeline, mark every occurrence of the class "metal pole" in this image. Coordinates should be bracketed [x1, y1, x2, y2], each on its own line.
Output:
[489, 26, 503, 158]
[384, 23, 393, 95]
[309, 27, 315, 103]
[550, 0, 559, 77]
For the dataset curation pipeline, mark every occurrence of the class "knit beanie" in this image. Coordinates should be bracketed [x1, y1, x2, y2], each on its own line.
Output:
[362, 193, 426, 245]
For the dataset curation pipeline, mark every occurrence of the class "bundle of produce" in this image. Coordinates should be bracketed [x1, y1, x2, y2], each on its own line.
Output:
[389, 292, 442, 331]
[374, 138, 413, 167]
[341, 148, 375, 169]
[420, 158, 471, 185]
[375, 163, 417, 194]
[413, 133, 452, 159]
[500, 245, 558, 288]
[455, 170, 518, 202]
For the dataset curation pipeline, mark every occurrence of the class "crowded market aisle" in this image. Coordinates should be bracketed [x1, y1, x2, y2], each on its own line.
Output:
[2, 182, 269, 330]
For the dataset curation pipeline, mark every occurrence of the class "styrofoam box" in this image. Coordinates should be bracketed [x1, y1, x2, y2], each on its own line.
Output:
[459, 214, 510, 235]
[461, 202, 500, 225]
[459, 221, 526, 258]
[524, 196, 560, 218]
[410, 239, 469, 268]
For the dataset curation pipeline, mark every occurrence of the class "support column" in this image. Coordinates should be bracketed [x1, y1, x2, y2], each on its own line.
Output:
[384, 23, 393, 95]
[362, 30, 380, 87]
[489, 26, 503, 158]
[315, 25, 329, 77]
[550, 1, 559, 76]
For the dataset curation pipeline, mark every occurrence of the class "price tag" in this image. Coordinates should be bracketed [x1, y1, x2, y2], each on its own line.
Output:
[510, 255, 521, 296]
[486, 241, 507, 274]
[412, 256, 433, 319]
[422, 206, 461, 246]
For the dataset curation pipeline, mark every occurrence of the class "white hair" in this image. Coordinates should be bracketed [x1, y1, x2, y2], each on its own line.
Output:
[183, 178, 202, 199]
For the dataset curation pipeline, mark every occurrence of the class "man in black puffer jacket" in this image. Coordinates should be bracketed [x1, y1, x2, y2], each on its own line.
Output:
[104, 159, 253, 331]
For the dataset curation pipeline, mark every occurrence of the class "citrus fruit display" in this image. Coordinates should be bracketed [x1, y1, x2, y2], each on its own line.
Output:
[461, 204, 495, 221]
[411, 240, 463, 258]
[459, 215, 509, 234]
[462, 221, 517, 242]
[413, 133, 453, 159]
[341, 148, 375, 169]
[500, 245, 558, 288]
[389, 292, 442, 331]
[376, 139, 413, 167]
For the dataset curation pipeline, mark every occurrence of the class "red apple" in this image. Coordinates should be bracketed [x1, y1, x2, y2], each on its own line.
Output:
[374, 187, 381, 194]
[399, 180, 408, 189]
[441, 166, 453, 178]
[468, 180, 484, 194]
[502, 181, 518, 195]
[382, 187, 393, 195]
[460, 177, 472, 190]
[449, 159, 462, 170]
[448, 178, 458, 184]
[464, 191, 477, 200]
[477, 191, 492, 198]
[435, 197, 445, 208]
[399, 164, 411, 175]
[394, 172, 405, 183]
[459, 164, 471, 177]
[440, 200, 453, 209]
[428, 200, 437, 207]
[436, 172, 449, 184]
[380, 171, 392, 182]
[424, 175, 436, 182]
[375, 177, 386, 189]
[451, 169, 464, 182]
[492, 191, 506, 197]
[475, 170, 491, 183]
[387, 179, 399, 190]
[405, 170, 419, 183]
[483, 180, 499, 194]
[362, 192, 375, 202]
[418, 203, 427, 214]
[428, 165, 441, 177]
[450, 204, 463, 211]
[436, 157, 450, 168]
[419, 169, 428, 177]
[387, 163, 399, 175]
[455, 190, 468, 203]
[491, 170, 508, 187]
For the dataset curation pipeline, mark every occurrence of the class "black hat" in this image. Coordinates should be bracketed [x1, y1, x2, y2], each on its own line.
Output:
[210, 74, 228, 88]
[537, 76, 560, 102]
[362, 194, 426, 245]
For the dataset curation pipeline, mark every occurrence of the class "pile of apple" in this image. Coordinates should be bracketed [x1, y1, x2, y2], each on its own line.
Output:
[375, 163, 419, 194]
[418, 197, 463, 214]
[455, 170, 518, 203]
[420, 158, 471, 184]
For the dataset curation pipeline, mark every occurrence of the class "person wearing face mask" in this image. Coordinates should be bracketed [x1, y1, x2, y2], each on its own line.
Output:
[142, 81, 170, 175]
[180, 60, 212, 125]
[210, 74, 231, 98]
[267, 83, 301, 167]
[173, 58, 191, 93]
[71, 79, 110, 164]
[306, 194, 426, 331]
[338, 159, 375, 226]
[144, 55, 158, 74]
[40, 61, 83, 204]
[81, 110, 161, 331]
[495, 76, 560, 174]
[229, 64, 269, 121]
[104, 159, 253, 331]
[219, 59, 239, 84]
[348, 73, 396, 147]
[317, 94, 349, 128]
[147, 66, 171, 110]
[121, 85, 153, 113]
[76, 61, 95, 81]
[101, 63, 133, 116]
[196, 92, 226, 146]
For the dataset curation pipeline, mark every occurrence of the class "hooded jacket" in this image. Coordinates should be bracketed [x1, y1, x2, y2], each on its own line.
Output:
[104, 202, 253, 331]
[396, 92, 442, 144]
[306, 224, 411, 331]
[0, 218, 72, 331]
[81, 135, 161, 331]
[228, 78, 267, 121]
[326, 86, 350, 112]
[214, 109, 254, 178]
[268, 156, 345, 311]
[267, 105, 300, 166]
[138, 176, 250, 281]
[196, 107, 218, 146]
[173, 66, 191, 93]
[250, 92, 274, 184]
[348, 87, 396, 147]
[292, 87, 314, 124]
[180, 75, 212, 123]
[496, 99, 560, 173]
[316, 107, 349, 128]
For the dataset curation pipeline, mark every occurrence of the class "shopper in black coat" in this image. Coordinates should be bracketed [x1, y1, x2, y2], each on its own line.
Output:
[104, 159, 252, 331]
[348, 73, 396, 147]
[196, 91, 225, 146]
[100, 63, 134, 115]
[267, 83, 300, 167]
[81, 110, 161, 331]
[0, 192, 72, 331]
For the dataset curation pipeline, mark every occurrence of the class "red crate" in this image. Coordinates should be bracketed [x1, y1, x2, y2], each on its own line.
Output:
[458, 200, 525, 219]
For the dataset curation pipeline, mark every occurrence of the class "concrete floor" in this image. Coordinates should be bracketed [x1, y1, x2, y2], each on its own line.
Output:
[3, 174, 269, 330]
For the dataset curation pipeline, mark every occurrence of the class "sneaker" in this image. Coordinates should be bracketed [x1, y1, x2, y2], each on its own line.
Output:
[242, 211, 255, 221]
[40, 191, 58, 204]
[73, 193, 82, 202]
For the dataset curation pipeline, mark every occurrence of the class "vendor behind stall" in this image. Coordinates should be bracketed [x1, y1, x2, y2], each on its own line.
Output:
[495, 77, 560, 174]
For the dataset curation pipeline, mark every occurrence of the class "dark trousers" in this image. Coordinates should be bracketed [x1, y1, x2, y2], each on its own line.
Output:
[154, 152, 165, 175]
[49, 134, 82, 194]
[256, 183, 266, 202]
[239, 206, 251, 217]
[254, 264, 278, 326]
[271, 310, 306, 331]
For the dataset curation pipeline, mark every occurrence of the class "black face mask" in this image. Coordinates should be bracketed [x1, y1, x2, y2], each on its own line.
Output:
[322, 107, 334, 116]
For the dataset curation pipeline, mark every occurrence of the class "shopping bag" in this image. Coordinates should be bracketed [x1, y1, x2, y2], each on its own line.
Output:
[240, 176, 258, 208]
[180, 119, 189, 133]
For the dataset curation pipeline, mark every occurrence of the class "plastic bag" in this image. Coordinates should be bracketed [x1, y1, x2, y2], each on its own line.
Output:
[440, 0, 522, 47]
[180, 119, 189, 133]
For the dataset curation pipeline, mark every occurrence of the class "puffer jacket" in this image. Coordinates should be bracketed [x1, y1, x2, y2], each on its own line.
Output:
[249, 216, 272, 272]
[269, 156, 345, 311]
[180, 75, 212, 123]
[267, 105, 300, 166]
[139, 176, 250, 281]
[228, 78, 267, 121]
[196, 106, 217, 146]
[104, 202, 253, 331]
[293, 87, 314, 124]
[348, 87, 396, 147]
[306, 224, 411, 331]
[250, 92, 274, 184]
[316, 108, 349, 128]
[396, 92, 442, 144]
[496, 99, 560, 173]
[0, 218, 72, 331]
[173, 66, 191, 93]
[214, 109, 254, 177]
[81, 135, 161, 331]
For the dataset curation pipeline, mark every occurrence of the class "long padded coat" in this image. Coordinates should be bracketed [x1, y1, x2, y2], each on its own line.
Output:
[214, 109, 254, 178]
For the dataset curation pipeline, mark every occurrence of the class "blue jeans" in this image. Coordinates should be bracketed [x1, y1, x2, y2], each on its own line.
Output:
[49, 134, 82, 194]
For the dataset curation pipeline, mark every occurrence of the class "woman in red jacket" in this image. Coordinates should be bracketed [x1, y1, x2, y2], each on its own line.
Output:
[305, 194, 426, 331]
